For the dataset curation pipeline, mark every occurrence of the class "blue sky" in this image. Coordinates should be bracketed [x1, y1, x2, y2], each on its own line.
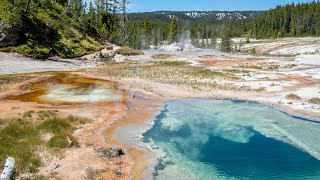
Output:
[127, 0, 315, 12]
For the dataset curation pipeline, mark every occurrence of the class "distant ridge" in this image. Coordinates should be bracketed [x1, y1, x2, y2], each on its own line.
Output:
[128, 11, 263, 22]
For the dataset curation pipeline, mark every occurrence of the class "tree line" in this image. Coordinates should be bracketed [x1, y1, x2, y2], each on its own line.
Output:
[1, 0, 320, 56]
[127, 1, 320, 52]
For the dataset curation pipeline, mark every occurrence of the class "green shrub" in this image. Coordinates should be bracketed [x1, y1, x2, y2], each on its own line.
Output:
[10, 44, 52, 59]
[115, 46, 144, 56]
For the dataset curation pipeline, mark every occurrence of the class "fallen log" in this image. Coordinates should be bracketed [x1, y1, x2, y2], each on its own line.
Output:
[0, 157, 15, 180]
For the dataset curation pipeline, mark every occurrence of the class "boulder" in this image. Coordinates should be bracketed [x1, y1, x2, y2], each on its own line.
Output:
[97, 147, 125, 158]
[0, 21, 20, 47]
[106, 46, 113, 50]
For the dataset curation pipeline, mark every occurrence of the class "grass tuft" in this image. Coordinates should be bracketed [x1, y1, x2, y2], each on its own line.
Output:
[0, 111, 89, 175]
[47, 134, 69, 149]
[39, 118, 72, 134]
[23, 111, 35, 119]
[38, 110, 58, 120]
[0, 121, 42, 173]
[309, 98, 320, 104]
[285, 94, 302, 100]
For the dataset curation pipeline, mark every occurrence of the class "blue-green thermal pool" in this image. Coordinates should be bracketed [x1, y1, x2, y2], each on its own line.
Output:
[142, 99, 320, 180]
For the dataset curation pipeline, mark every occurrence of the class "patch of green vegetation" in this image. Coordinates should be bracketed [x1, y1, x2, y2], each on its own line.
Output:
[39, 118, 72, 134]
[159, 61, 190, 66]
[56, 28, 102, 58]
[196, 69, 224, 76]
[0, 121, 42, 173]
[47, 134, 69, 149]
[193, 69, 238, 79]
[151, 54, 174, 59]
[0, 111, 89, 175]
[0, 0, 104, 59]
[255, 87, 266, 92]
[38, 110, 58, 120]
[285, 94, 302, 100]
[115, 46, 144, 56]
[39, 115, 87, 149]
[9, 43, 52, 59]
[309, 98, 320, 104]
[256, 53, 296, 58]
[98, 63, 248, 92]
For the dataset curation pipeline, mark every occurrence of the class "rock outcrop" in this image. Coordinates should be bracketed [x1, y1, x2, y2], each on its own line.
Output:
[0, 21, 20, 47]
[97, 147, 125, 158]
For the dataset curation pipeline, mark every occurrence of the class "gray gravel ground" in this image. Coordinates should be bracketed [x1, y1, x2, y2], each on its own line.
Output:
[0, 52, 97, 75]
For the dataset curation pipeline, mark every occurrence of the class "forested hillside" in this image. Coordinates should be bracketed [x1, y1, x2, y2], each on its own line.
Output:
[128, 1, 320, 50]
[1, 1, 320, 57]
[252, 1, 320, 38]
[0, 0, 128, 58]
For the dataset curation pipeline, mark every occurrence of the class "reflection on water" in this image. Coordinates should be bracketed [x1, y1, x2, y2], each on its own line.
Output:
[8, 73, 128, 105]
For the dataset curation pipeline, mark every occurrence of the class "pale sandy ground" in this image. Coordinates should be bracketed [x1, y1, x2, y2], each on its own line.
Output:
[240, 37, 320, 55]
[107, 38, 320, 119]
[0, 45, 118, 75]
[0, 52, 96, 74]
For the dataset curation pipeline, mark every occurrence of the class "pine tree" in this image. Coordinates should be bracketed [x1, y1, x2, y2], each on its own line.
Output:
[221, 26, 232, 52]
[210, 31, 217, 49]
[167, 18, 178, 44]
[120, 0, 128, 44]
[68, 0, 84, 21]
[200, 37, 205, 48]
[143, 18, 152, 46]
[88, 1, 96, 26]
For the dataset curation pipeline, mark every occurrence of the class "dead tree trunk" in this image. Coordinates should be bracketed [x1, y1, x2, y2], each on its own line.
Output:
[0, 157, 15, 180]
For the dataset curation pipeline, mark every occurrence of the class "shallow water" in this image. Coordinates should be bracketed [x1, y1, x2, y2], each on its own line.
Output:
[8, 73, 128, 105]
[142, 99, 320, 180]
[128, 67, 144, 71]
